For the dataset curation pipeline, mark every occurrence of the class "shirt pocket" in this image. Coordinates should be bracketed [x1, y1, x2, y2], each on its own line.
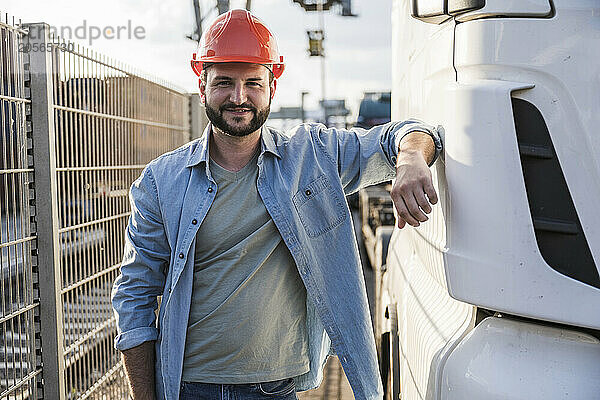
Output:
[292, 174, 346, 238]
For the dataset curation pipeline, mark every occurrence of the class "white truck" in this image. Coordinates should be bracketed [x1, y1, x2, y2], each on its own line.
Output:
[375, 1, 600, 399]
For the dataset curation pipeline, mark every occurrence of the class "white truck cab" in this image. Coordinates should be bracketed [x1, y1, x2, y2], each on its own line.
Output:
[377, 1, 600, 398]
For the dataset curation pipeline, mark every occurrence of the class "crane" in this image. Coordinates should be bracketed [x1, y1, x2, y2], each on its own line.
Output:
[188, 0, 252, 42]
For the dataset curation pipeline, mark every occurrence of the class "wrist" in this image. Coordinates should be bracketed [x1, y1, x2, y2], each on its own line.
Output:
[396, 148, 425, 169]
[398, 130, 435, 166]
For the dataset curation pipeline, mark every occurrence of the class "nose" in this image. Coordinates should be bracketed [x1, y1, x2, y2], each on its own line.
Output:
[229, 82, 247, 105]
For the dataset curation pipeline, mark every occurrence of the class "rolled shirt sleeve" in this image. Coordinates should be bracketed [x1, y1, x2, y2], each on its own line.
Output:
[112, 165, 170, 351]
[392, 119, 442, 167]
[311, 119, 442, 195]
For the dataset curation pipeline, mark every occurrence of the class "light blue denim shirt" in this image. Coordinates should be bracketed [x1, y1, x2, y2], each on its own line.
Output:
[111, 120, 441, 400]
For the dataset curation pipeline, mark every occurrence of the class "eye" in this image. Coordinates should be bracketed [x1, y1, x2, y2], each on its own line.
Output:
[247, 81, 262, 87]
[215, 81, 231, 87]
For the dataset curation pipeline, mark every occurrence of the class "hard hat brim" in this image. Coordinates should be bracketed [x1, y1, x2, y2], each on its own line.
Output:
[191, 59, 285, 79]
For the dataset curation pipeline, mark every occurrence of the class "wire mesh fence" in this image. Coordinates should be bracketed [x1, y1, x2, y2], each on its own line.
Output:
[0, 13, 42, 400]
[50, 35, 189, 400]
[49, 35, 190, 400]
[2, 16, 192, 400]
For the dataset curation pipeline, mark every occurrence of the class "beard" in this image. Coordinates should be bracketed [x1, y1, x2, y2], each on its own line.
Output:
[205, 98, 271, 137]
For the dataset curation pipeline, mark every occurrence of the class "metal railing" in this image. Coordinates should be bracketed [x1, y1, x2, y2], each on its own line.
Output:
[2, 16, 193, 400]
[0, 13, 42, 400]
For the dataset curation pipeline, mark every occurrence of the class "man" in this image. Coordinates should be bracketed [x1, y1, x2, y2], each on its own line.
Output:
[112, 9, 442, 400]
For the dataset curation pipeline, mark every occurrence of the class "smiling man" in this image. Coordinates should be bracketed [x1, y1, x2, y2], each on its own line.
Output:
[112, 9, 442, 400]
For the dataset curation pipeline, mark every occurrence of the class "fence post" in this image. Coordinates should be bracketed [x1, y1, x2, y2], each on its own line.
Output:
[23, 22, 66, 400]
[189, 93, 208, 140]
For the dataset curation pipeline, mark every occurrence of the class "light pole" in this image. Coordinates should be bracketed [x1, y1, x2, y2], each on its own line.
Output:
[301, 91, 309, 123]
[317, 0, 327, 125]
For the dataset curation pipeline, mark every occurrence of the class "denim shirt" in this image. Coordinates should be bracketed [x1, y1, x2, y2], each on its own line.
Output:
[111, 120, 441, 400]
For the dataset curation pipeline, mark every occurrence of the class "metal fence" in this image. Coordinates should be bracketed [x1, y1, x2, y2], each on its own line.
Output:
[0, 14, 42, 400]
[2, 16, 192, 400]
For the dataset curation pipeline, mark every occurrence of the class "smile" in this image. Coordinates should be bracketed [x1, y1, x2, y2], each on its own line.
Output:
[224, 108, 253, 115]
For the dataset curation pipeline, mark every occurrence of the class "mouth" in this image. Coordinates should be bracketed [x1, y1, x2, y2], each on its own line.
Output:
[223, 107, 253, 116]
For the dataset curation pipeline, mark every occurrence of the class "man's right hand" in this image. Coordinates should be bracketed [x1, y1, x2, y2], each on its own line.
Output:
[391, 132, 438, 229]
[122, 341, 156, 400]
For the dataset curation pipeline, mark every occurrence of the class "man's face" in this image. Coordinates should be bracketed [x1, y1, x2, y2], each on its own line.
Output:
[201, 63, 275, 137]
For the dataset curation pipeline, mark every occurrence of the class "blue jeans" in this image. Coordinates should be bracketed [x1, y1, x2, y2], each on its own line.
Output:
[179, 378, 298, 400]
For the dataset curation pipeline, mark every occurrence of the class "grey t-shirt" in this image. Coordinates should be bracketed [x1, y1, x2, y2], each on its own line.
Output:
[182, 152, 310, 383]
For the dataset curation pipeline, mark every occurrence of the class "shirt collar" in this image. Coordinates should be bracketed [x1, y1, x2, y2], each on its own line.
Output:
[186, 123, 281, 169]
[260, 125, 281, 159]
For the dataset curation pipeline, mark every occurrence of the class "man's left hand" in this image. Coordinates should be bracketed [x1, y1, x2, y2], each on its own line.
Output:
[391, 132, 438, 229]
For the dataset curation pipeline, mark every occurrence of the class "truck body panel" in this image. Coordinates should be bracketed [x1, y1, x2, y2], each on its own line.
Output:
[442, 317, 600, 399]
[448, 1, 600, 328]
[375, 0, 600, 398]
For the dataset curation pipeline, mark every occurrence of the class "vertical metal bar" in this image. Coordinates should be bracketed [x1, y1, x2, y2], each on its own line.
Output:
[22, 22, 66, 400]
[1, 16, 9, 393]
[67, 42, 75, 298]
[80, 47, 87, 396]
[125, 68, 130, 173]
[12, 22, 26, 389]
[6, 24, 19, 392]
[70, 56, 77, 369]
[133, 74, 138, 164]
[24, 21, 44, 400]
[58, 40, 68, 302]
[92, 54, 100, 298]
[90, 58, 98, 368]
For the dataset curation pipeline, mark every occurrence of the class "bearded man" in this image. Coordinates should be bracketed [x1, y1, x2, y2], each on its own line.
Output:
[112, 9, 442, 400]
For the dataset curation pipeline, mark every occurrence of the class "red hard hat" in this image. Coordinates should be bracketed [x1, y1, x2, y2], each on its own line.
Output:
[191, 9, 285, 81]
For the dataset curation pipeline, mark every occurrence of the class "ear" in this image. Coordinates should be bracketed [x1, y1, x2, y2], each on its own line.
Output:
[199, 78, 206, 104]
[270, 79, 277, 100]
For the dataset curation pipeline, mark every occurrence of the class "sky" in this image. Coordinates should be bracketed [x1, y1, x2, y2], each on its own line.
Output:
[3, 0, 392, 117]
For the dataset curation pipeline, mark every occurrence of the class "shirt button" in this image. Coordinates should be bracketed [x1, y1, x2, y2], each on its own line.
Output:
[178, 253, 184, 259]
[305, 189, 311, 196]
[192, 219, 197, 225]
[208, 187, 213, 193]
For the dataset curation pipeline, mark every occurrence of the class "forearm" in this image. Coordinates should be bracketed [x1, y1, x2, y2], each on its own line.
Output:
[397, 131, 436, 167]
[122, 341, 156, 400]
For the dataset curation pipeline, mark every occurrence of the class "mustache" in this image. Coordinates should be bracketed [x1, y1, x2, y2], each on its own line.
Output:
[220, 103, 257, 112]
